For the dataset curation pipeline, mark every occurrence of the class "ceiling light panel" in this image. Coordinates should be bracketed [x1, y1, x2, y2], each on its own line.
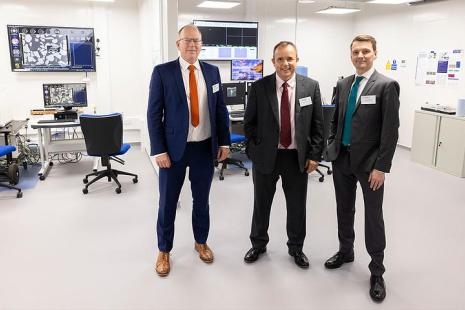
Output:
[197, 1, 241, 9]
[316, 7, 361, 14]
[368, 0, 413, 3]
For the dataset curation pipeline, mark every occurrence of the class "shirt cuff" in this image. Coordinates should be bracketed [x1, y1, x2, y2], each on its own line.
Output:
[154, 152, 167, 158]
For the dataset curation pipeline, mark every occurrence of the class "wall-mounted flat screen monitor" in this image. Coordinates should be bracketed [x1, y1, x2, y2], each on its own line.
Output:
[231, 59, 263, 81]
[43, 83, 88, 109]
[7, 25, 96, 72]
[193, 20, 258, 60]
[222, 82, 246, 106]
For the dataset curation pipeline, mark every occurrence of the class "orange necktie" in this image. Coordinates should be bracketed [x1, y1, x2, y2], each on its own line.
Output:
[188, 64, 199, 127]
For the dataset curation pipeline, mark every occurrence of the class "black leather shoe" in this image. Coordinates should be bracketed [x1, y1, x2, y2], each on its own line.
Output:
[289, 250, 309, 268]
[370, 275, 386, 302]
[324, 251, 354, 269]
[244, 247, 266, 263]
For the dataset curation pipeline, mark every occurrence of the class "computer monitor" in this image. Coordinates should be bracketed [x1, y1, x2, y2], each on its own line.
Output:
[193, 20, 258, 60]
[7, 25, 96, 72]
[296, 66, 308, 77]
[43, 83, 88, 110]
[231, 59, 263, 81]
[222, 82, 246, 106]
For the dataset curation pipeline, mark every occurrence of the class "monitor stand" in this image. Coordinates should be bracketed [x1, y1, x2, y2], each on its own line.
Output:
[54, 108, 78, 120]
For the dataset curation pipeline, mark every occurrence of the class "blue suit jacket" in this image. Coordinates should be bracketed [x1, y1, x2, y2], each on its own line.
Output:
[147, 58, 231, 162]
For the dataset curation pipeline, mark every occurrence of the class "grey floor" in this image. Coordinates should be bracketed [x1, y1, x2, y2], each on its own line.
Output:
[1, 146, 464, 310]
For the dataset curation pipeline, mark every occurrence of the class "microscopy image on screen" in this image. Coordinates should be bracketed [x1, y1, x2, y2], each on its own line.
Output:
[49, 86, 74, 105]
[21, 33, 69, 67]
[8, 25, 96, 72]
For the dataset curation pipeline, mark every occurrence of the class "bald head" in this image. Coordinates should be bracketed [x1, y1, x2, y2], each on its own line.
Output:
[177, 24, 202, 40]
[176, 24, 203, 64]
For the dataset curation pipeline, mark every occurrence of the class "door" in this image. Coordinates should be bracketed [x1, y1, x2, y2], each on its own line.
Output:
[411, 111, 439, 167]
[436, 117, 465, 177]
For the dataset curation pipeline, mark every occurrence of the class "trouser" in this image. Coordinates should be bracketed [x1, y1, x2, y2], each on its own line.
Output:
[157, 139, 214, 252]
[250, 149, 308, 253]
[332, 146, 386, 276]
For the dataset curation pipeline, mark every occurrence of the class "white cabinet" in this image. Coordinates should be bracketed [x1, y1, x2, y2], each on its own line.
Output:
[412, 110, 465, 177]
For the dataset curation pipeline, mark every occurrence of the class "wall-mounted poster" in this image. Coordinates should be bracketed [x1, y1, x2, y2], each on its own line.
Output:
[415, 49, 463, 86]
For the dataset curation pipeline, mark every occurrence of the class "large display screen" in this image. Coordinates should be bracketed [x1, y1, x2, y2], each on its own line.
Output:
[231, 59, 263, 81]
[7, 25, 96, 72]
[193, 20, 258, 60]
[43, 83, 88, 108]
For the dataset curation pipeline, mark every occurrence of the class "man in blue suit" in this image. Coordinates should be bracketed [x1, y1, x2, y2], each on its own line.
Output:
[147, 24, 230, 277]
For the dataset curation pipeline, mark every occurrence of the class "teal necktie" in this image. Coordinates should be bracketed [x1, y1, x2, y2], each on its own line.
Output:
[342, 76, 364, 146]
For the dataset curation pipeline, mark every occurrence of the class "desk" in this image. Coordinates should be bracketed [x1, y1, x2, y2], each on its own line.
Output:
[31, 121, 96, 180]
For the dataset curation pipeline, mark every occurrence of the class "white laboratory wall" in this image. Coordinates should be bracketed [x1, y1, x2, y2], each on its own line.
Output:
[354, 0, 465, 147]
[3, 0, 464, 151]
[0, 0, 145, 140]
[179, 0, 465, 148]
[178, 0, 354, 105]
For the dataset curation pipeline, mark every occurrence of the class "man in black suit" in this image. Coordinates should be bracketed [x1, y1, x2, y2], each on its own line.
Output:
[325, 35, 400, 302]
[243, 41, 324, 268]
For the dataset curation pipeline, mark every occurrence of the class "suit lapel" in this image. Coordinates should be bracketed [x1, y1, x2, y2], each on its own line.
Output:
[354, 70, 377, 113]
[174, 58, 188, 106]
[294, 75, 304, 116]
[265, 74, 279, 124]
[339, 75, 355, 122]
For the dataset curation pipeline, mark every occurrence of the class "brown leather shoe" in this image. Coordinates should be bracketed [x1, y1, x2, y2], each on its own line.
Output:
[155, 251, 170, 276]
[194, 242, 214, 263]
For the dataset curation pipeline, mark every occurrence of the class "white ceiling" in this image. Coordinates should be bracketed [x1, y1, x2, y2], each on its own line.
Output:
[179, 0, 449, 16]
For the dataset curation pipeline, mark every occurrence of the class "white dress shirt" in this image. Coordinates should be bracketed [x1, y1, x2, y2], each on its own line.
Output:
[276, 73, 297, 149]
[179, 57, 211, 142]
[354, 67, 375, 102]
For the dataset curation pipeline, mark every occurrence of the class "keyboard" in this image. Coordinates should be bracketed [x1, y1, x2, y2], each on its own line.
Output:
[229, 110, 245, 118]
[37, 119, 76, 124]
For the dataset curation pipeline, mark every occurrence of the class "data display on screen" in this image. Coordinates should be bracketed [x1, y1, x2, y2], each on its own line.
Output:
[43, 83, 88, 108]
[7, 25, 96, 72]
[193, 20, 258, 60]
[231, 59, 263, 81]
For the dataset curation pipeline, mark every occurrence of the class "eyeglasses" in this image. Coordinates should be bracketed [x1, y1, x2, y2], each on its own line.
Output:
[179, 38, 202, 44]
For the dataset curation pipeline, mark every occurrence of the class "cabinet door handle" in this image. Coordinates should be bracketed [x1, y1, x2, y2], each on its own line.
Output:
[438, 141, 442, 146]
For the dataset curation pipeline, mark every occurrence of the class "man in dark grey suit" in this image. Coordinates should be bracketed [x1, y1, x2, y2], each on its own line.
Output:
[243, 41, 324, 268]
[324, 35, 400, 302]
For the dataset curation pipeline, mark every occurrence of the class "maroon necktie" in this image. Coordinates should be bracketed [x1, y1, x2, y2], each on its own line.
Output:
[280, 82, 291, 148]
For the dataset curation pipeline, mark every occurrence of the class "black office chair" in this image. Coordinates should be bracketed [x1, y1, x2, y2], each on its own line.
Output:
[314, 104, 336, 182]
[314, 162, 332, 182]
[216, 133, 249, 180]
[79, 113, 138, 194]
[0, 145, 22, 198]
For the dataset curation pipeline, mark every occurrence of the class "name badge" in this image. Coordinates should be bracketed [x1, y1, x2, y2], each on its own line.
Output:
[299, 96, 313, 107]
[212, 83, 220, 93]
[361, 95, 376, 105]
